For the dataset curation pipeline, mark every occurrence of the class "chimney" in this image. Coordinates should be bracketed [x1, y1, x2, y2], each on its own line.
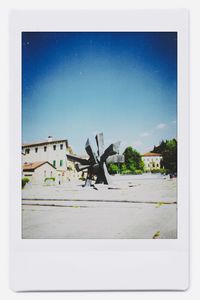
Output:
[47, 136, 53, 142]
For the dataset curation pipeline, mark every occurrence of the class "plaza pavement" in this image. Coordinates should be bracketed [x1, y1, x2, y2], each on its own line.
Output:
[22, 174, 177, 239]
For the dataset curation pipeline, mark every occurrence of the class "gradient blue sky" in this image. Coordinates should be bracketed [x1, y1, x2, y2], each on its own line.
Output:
[22, 32, 177, 155]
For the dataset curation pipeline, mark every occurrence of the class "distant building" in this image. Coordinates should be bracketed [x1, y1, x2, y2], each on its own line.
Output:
[141, 152, 162, 171]
[23, 161, 57, 184]
[22, 136, 77, 183]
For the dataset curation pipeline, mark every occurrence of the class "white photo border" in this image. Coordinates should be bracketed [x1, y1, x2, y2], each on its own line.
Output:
[10, 10, 189, 291]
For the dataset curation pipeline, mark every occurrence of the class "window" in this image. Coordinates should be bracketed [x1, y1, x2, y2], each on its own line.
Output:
[60, 144, 63, 150]
[44, 170, 46, 177]
[44, 146, 47, 152]
[25, 148, 30, 154]
[35, 147, 38, 153]
[53, 160, 56, 167]
[60, 160, 63, 167]
[53, 145, 56, 151]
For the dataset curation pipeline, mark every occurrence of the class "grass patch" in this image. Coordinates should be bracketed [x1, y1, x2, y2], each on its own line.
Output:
[156, 202, 165, 208]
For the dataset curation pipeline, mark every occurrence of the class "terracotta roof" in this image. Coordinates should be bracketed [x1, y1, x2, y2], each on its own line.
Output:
[23, 161, 56, 171]
[142, 152, 162, 157]
[22, 139, 68, 148]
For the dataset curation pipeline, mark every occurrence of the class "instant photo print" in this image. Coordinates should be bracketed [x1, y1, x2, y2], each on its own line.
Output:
[10, 10, 189, 291]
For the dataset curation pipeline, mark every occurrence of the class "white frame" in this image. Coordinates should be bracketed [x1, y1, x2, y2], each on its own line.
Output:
[10, 10, 189, 291]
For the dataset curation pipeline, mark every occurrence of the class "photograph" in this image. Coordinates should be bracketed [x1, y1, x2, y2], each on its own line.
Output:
[21, 31, 177, 239]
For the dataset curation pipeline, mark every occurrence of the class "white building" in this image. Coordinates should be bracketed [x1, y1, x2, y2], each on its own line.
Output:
[23, 161, 57, 184]
[141, 152, 162, 171]
[22, 136, 77, 183]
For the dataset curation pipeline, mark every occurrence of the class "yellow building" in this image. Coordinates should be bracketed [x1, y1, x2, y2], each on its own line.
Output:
[142, 152, 162, 171]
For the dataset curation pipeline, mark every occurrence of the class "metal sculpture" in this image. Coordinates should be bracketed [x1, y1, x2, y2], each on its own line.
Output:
[67, 133, 124, 186]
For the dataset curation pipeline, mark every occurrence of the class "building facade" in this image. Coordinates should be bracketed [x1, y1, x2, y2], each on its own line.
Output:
[22, 136, 77, 183]
[141, 152, 162, 171]
[23, 161, 57, 184]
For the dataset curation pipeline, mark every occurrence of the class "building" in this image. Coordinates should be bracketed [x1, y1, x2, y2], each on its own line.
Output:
[22, 136, 77, 183]
[141, 152, 162, 171]
[23, 161, 57, 184]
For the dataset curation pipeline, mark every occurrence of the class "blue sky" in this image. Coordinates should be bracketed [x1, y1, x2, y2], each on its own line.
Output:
[22, 32, 177, 155]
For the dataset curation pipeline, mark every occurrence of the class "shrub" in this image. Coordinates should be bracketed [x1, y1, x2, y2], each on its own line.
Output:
[160, 168, 167, 175]
[107, 163, 119, 174]
[151, 168, 167, 174]
[121, 169, 132, 175]
[79, 176, 86, 181]
[134, 169, 143, 175]
[22, 177, 30, 188]
[44, 177, 55, 182]
[120, 168, 143, 175]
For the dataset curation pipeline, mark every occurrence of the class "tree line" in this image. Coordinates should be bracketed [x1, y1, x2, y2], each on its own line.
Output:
[108, 147, 144, 175]
[107, 138, 177, 175]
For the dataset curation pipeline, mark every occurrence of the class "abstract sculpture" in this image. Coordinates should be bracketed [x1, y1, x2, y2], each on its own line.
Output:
[67, 133, 124, 187]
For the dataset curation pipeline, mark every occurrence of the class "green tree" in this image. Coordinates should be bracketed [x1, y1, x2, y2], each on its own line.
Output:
[152, 139, 177, 174]
[162, 139, 177, 174]
[107, 147, 144, 175]
[123, 147, 144, 174]
[152, 140, 166, 154]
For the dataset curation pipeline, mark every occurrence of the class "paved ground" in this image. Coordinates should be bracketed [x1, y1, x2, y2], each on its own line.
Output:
[22, 174, 177, 239]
